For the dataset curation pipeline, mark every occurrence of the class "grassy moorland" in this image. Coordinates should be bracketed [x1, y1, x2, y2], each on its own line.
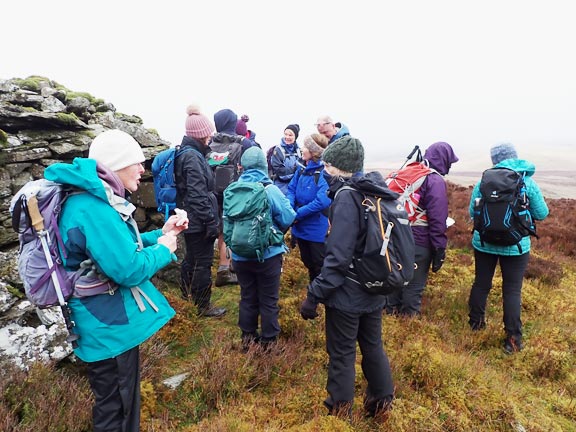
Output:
[1, 183, 575, 431]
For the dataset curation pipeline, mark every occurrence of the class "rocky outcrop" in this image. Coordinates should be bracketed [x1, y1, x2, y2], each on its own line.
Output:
[0, 76, 172, 369]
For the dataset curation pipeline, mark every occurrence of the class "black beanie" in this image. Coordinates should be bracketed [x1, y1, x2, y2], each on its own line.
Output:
[285, 124, 300, 140]
[322, 136, 364, 174]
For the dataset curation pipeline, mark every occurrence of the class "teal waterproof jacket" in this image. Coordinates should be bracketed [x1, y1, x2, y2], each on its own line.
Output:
[229, 168, 296, 262]
[469, 158, 549, 256]
[44, 158, 176, 362]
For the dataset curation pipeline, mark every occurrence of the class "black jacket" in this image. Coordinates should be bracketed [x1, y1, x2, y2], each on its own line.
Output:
[308, 171, 397, 312]
[174, 136, 219, 234]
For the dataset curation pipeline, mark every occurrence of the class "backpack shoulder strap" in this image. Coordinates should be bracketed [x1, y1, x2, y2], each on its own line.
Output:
[334, 185, 359, 198]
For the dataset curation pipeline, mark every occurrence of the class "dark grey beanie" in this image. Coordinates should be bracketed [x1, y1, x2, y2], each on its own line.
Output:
[321, 136, 364, 173]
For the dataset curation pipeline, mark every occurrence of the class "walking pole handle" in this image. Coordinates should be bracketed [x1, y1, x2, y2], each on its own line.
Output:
[406, 145, 420, 161]
[28, 195, 45, 232]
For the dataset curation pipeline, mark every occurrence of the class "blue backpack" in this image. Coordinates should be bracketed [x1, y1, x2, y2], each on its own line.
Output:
[152, 146, 194, 220]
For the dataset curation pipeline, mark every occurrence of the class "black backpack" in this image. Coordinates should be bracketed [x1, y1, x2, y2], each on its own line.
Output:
[206, 134, 244, 195]
[336, 185, 416, 296]
[473, 167, 538, 252]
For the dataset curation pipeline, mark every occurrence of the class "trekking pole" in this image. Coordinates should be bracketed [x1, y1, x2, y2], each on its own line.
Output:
[399, 145, 422, 169]
[28, 195, 79, 347]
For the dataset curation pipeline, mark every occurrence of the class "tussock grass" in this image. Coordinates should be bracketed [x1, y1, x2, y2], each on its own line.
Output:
[1, 185, 575, 431]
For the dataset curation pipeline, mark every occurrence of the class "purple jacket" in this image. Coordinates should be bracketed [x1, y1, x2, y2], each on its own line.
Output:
[412, 142, 458, 249]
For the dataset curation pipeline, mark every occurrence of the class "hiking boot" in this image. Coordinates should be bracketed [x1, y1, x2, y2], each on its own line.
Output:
[364, 395, 393, 418]
[215, 269, 238, 287]
[241, 331, 260, 353]
[469, 320, 486, 331]
[259, 336, 278, 353]
[503, 335, 523, 354]
[197, 304, 227, 318]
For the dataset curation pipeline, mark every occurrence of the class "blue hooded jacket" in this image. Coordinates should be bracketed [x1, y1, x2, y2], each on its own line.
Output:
[469, 158, 549, 256]
[329, 123, 350, 144]
[286, 160, 330, 242]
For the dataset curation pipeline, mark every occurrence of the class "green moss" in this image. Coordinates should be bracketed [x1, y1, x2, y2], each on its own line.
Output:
[0, 129, 7, 146]
[66, 91, 97, 104]
[5, 285, 24, 299]
[12, 76, 51, 92]
[56, 112, 80, 125]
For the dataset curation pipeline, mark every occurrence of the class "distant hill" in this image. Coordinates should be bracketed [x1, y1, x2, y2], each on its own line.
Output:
[366, 166, 576, 200]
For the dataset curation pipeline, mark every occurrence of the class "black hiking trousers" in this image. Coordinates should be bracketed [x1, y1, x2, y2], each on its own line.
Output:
[296, 237, 325, 283]
[234, 253, 283, 341]
[324, 306, 394, 409]
[87, 346, 140, 432]
[468, 249, 529, 339]
[181, 232, 215, 310]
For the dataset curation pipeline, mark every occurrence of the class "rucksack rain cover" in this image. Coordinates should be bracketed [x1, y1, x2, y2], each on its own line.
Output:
[223, 182, 283, 262]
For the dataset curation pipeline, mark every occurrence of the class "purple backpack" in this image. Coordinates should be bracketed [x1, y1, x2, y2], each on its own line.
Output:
[10, 179, 115, 308]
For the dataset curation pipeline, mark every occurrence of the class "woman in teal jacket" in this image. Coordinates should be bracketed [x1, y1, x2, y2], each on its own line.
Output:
[468, 143, 549, 354]
[226, 147, 296, 350]
[44, 129, 187, 432]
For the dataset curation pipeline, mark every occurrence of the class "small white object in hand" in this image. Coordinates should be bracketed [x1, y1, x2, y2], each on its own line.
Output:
[174, 208, 188, 226]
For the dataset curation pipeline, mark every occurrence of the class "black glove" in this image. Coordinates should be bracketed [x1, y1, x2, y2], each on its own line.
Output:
[299, 295, 318, 320]
[205, 222, 219, 241]
[431, 247, 446, 273]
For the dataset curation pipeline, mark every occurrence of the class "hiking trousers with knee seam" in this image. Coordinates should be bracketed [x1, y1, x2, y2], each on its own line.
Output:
[181, 232, 215, 310]
[386, 245, 432, 316]
[234, 254, 283, 341]
[468, 249, 529, 339]
[324, 306, 394, 409]
[87, 346, 140, 432]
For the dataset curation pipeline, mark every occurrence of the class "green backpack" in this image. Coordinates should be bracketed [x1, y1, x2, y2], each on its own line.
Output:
[223, 181, 284, 262]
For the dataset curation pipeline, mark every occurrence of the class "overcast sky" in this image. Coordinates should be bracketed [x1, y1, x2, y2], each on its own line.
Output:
[3, 0, 575, 171]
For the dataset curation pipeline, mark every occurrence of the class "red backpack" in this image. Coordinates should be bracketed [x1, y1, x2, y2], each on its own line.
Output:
[386, 160, 436, 226]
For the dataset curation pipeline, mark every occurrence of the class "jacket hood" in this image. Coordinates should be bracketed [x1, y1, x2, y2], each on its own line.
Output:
[43, 158, 109, 202]
[214, 109, 238, 134]
[238, 168, 270, 183]
[181, 135, 209, 155]
[493, 158, 536, 176]
[241, 146, 268, 172]
[349, 171, 399, 200]
[424, 142, 459, 175]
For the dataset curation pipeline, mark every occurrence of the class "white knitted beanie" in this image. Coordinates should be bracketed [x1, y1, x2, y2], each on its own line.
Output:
[88, 129, 145, 171]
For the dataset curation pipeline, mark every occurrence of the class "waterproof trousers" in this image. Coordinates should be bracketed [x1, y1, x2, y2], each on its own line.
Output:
[324, 306, 394, 410]
[233, 254, 283, 341]
[468, 249, 529, 339]
[296, 237, 325, 283]
[87, 346, 140, 432]
[181, 232, 215, 310]
[386, 245, 432, 316]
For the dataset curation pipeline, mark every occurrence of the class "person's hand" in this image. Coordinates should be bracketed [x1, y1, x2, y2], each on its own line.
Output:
[431, 247, 446, 273]
[163, 211, 189, 236]
[205, 221, 219, 241]
[158, 232, 178, 253]
[299, 295, 318, 320]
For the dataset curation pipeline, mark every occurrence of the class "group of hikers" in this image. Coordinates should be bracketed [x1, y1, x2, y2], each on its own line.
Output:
[32, 107, 549, 429]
